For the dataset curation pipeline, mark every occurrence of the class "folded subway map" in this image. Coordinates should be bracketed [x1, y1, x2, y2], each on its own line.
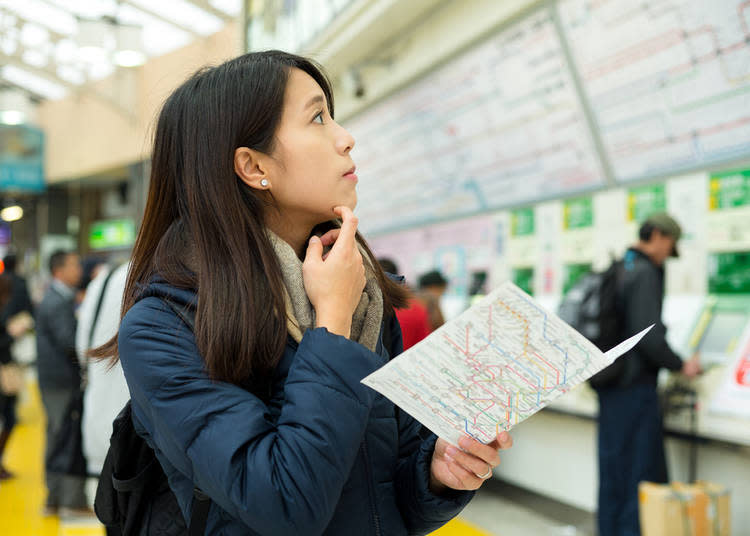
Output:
[362, 281, 652, 445]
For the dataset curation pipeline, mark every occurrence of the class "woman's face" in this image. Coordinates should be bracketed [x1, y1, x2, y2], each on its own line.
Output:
[267, 68, 357, 227]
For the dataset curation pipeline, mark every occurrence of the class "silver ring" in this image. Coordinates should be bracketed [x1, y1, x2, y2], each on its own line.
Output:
[476, 467, 493, 479]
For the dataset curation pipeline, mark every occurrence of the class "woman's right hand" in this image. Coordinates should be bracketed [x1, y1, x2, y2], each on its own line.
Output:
[303, 206, 366, 338]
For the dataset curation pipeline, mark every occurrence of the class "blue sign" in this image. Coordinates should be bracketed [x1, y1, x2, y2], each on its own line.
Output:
[0, 124, 45, 192]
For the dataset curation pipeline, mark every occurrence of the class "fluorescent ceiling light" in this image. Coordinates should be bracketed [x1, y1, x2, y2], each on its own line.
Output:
[118, 4, 190, 56]
[20, 22, 50, 47]
[0, 0, 77, 36]
[0, 88, 35, 125]
[77, 17, 109, 61]
[57, 65, 86, 85]
[54, 39, 78, 63]
[43, 0, 118, 19]
[209, 0, 241, 16]
[22, 49, 48, 68]
[0, 206, 24, 223]
[1, 13, 18, 27]
[1, 0, 231, 100]
[113, 49, 146, 67]
[113, 24, 146, 67]
[127, 0, 223, 35]
[88, 60, 114, 80]
[1, 65, 67, 100]
[1, 32, 18, 56]
[0, 111, 25, 125]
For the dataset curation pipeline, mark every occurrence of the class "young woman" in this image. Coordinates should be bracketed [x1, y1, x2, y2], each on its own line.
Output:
[95, 50, 513, 535]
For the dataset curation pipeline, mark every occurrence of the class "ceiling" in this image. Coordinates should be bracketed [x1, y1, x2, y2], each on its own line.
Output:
[0, 0, 241, 102]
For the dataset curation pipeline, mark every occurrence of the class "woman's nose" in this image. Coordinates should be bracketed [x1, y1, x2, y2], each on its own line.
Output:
[335, 124, 355, 154]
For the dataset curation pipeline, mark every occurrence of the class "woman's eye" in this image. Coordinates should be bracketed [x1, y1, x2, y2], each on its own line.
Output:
[313, 111, 324, 124]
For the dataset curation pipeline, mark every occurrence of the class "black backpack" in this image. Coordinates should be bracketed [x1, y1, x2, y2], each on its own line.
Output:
[558, 260, 627, 389]
[94, 298, 210, 536]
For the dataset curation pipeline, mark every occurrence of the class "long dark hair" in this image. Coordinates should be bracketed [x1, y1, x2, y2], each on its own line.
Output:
[92, 51, 408, 389]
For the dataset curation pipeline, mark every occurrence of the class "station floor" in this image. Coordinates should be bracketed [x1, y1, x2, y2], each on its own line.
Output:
[0, 378, 593, 536]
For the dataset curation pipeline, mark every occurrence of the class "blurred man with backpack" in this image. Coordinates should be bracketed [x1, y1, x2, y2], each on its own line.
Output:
[596, 212, 700, 536]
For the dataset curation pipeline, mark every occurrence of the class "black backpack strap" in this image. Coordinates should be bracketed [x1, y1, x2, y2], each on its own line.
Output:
[189, 489, 211, 536]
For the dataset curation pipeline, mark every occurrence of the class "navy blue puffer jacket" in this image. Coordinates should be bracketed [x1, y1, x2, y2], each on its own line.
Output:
[117, 280, 473, 535]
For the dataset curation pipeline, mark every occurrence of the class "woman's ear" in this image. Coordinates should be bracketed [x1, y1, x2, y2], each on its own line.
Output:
[234, 147, 270, 190]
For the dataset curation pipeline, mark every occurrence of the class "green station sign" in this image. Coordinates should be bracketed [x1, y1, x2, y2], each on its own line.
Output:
[710, 169, 750, 210]
[563, 197, 593, 229]
[511, 208, 535, 237]
[628, 184, 666, 222]
[89, 219, 136, 250]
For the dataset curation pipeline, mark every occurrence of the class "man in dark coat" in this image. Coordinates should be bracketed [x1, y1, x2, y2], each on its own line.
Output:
[35, 249, 88, 515]
[596, 213, 701, 536]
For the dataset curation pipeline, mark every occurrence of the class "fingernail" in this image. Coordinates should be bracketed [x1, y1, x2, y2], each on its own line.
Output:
[458, 436, 471, 449]
[310, 236, 320, 244]
[446, 446, 458, 458]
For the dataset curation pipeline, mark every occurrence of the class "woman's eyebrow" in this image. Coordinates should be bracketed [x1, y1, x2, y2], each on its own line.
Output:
[304, 94, 325, 109]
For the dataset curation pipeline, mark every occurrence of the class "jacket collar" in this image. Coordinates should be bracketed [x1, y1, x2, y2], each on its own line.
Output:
[625, 247, 664, 274]
[51, 278, 75, 299]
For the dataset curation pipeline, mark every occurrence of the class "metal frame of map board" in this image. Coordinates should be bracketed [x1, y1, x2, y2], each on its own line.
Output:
[342, 0, 750, 237]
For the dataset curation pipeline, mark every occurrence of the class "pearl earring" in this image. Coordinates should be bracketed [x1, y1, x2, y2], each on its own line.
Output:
[260, 179, 269, 187]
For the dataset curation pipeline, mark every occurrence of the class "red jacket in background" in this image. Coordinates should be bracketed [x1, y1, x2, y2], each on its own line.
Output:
[394, 299, 431, 350]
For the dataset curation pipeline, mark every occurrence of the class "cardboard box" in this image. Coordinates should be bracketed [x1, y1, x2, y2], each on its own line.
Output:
[639, 481, 730, 536]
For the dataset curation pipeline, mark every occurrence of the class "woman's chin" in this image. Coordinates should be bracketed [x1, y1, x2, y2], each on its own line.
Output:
[328, 199, 357, 216]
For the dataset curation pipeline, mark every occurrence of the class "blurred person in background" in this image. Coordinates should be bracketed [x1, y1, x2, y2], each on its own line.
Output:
[378, 258, 431, 350]
[36, 250, 90, 516]
[0, 253, 35, 480]
[92, 51, 513, 535]
[0, 273, 18, 479]
[596, 212, 701, 536]
[76, 256, 108, 306]
[2, 253, 33, 319]
[75, 262, 130, 476]
[417, 270, 448, 331]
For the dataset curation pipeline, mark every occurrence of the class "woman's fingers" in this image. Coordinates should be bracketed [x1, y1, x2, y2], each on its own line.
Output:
[458, 435, 502, 468]
[432, 435, 514, 492]
[445, 444, 494, 479]
[487, 431, 514, 451]
[318, 229, 340, 247]
[332, 206, 358, 252]
[443, 456, 483, 487]
[305, 235, 323, 263]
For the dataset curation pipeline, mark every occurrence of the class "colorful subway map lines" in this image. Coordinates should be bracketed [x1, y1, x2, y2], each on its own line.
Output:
[363, 281, 648, 445]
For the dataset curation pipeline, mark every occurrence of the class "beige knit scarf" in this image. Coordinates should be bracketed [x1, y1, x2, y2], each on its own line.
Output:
[267, 227, 383, 352]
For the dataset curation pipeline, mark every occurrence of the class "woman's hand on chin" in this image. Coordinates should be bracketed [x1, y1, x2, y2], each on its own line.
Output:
[303, 206, 366, 338]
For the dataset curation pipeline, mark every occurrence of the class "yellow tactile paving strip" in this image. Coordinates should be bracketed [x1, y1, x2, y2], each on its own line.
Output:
[0, 379, 104, 536]
[0, 378, 490, 536]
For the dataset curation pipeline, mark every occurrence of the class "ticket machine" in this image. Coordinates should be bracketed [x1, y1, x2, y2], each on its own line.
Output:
[686, 296, 750, 369]
[662, 294, 750, 446]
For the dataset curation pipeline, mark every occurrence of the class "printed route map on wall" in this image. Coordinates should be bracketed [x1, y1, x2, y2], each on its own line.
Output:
[560, 0, 750, 181]
[349, 8, 604, 235]
[362, 282, 651, 445]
